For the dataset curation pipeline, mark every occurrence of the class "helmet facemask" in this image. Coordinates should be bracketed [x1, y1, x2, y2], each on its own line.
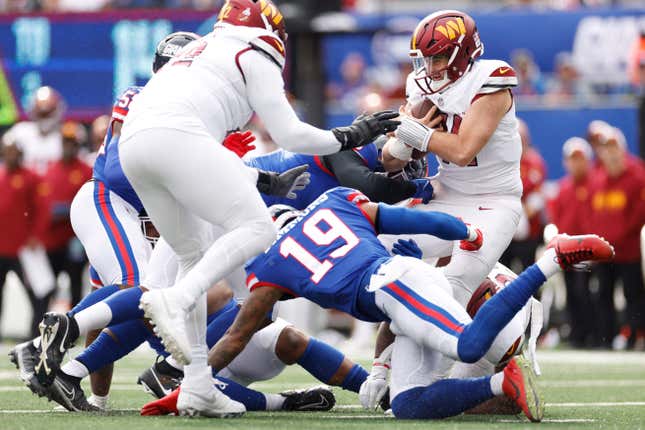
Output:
[411, 43, 465, 95]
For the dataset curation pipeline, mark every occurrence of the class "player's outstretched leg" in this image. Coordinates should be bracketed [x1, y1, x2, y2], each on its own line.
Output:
[35, 286, 146, 385]
[456, 234, 614, 364]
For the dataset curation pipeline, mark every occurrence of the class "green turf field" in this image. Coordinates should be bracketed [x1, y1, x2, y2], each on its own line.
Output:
[1, 345, 644, 430]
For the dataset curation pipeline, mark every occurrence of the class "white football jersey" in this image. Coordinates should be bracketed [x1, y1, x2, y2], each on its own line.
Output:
[121, 24, 287, 143]
[2, 121, 62, 175]
[406, 59, 522, 197]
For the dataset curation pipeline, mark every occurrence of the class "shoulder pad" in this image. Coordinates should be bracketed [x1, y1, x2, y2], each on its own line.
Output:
[478, 60, 517, 95]
[249, 34, 286, 70]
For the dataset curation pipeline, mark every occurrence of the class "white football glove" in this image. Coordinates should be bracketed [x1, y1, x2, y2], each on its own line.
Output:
[359, 344, 393, 410]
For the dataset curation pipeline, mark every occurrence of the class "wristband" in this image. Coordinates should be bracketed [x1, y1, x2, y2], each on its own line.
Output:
[394, 116, 435, 152]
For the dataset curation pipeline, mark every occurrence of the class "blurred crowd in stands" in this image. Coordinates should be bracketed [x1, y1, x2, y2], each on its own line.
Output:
[0, 0, 225, 12]
[327, 31, 645, 113]
[504, 119, 645, 351]
[0, 87, 101, 338]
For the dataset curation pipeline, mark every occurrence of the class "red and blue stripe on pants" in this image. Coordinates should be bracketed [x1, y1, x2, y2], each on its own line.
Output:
[382, 281, 464, 337]
[93, 181, 139, 285]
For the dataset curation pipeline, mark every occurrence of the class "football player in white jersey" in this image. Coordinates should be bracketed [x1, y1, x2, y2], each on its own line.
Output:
[370, 10, 528, 409]
[381, 10, 522, 310]
[116, 0, 399, 416]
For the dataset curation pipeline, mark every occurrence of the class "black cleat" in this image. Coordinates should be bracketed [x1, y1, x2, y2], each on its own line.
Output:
[45, 371, 99, 412]
[9, 340, 47, 397]
[35, 313, 78, 387]
[281, 386, 336, 411]
[137, 356, 184, 399]
[379, 387, 391, 411]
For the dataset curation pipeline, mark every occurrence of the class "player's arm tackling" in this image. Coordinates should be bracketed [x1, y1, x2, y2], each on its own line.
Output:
[207, 286, 284, 372]
[359, 200, 483, 250]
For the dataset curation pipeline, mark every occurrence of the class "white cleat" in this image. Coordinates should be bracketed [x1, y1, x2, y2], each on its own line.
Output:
[139, 289, 192, 365]
[177, 387, 246, 418]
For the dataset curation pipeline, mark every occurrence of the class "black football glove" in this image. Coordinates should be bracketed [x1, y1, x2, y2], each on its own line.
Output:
[332, 110, 400, 151]
[256, 165, 311, 199]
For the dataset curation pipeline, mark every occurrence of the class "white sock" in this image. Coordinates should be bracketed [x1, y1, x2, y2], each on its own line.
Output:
[264, 393, 286, 411]
[73, 302, 112, 336]
[61, 359, 90, 379]
[32, 337, 41, 349]
[535, 248, 561, 279]
[175, 270, 209, 311]
[182, 295, 211, 393]
[490, 371, 504, 396]
[166, 355, 184, 371]
[88, 393, 109, 410]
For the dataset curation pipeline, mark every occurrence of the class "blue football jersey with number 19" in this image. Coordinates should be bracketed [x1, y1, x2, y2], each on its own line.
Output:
[245, 187, 391, 322]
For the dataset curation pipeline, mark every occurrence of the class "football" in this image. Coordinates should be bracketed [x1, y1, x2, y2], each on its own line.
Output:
[409, 98, 435, 119]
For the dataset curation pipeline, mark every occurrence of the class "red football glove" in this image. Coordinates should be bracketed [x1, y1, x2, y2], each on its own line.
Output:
[460, 226, 483, 251]
[223, 130, 256, 158]
[140, 387, 180, 416]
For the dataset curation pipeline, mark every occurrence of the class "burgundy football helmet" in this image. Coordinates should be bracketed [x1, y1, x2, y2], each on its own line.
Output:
[218, 0, 287, 43]
[409, 10, 483, 94]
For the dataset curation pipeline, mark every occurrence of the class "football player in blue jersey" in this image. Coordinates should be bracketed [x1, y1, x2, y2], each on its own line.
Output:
[10, 31, 312, 413]
[203, 186, 614, 422]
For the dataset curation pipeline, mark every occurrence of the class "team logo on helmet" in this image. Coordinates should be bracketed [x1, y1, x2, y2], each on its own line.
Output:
[259, 0, 283, 26]
[435, 17, 466, 41]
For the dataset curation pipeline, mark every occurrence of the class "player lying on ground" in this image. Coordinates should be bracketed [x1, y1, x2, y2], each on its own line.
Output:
[198, 186, 613, 421]
[359, 258, 542, 416]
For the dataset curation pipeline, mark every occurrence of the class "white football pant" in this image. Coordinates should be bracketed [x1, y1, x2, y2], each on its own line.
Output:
[70, 180, 152, 287]
[119, 127, 276, 391]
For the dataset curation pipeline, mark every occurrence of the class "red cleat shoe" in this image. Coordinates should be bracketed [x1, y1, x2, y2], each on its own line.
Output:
[141, 387, 180, 416]
[502, 356, 544, 422]
[547, 234, 615, 270]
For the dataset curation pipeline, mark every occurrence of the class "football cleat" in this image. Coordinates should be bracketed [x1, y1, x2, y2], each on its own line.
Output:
[280, 386, 336, 411]
[139, 289, 192, 365]
[502, 356, 544, 422]
[137, 356, 184, 399]
[141, 387, 180, 416]
[35, 313, 78, 386]
[45, 371, 100, 412]
[176, 386, 245, 418]
[9, 340, 47, 397]
[547, 234, 614, 270]
[378, 387, 391, 411]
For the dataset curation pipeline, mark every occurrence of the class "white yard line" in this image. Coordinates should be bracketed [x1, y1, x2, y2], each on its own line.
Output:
[336, 402, 645, 410]
[548, 401, 645, 407]
[499, 419, 597, 423]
